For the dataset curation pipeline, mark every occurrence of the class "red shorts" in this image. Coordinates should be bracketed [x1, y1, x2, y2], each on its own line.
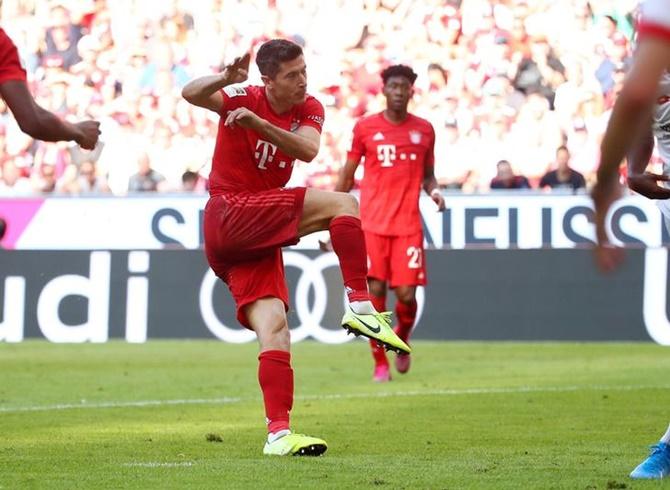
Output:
[364, 230, 427, 288]
[203, 187, 306, 328]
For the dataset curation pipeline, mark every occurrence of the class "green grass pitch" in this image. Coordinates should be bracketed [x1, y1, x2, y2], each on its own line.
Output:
[2, 340, 670, 489]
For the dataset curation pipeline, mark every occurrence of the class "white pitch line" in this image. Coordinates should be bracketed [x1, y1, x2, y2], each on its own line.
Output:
[0, 397, 242, 413]
[1, 384, 668, 414]
[122, 462, 194, 468]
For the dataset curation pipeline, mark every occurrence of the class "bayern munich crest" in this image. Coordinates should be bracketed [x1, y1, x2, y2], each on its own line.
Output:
[409, 130, 422, 144]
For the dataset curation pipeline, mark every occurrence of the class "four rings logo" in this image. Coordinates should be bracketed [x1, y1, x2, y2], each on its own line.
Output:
[199, 251, 425, 344]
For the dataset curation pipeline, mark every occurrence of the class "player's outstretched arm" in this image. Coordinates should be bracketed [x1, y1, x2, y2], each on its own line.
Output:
[182, 53, 250, 113]
[0, 80, 100, 149]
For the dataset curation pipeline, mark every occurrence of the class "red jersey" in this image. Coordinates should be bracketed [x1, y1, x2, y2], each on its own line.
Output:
[0, 28, 27, 84]
[347, 112, 435, 236]
[209, 85, 324, 195]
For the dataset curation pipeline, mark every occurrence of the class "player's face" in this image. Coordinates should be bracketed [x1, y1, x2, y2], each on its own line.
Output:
[383, 76, 413, 112]
[266, 55, 308, 105]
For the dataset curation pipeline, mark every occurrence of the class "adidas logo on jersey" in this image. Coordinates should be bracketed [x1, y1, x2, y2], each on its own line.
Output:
[372, 132, 384, 141]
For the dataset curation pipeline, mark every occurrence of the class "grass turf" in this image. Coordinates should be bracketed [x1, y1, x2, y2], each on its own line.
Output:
[1, 340, 670, 489]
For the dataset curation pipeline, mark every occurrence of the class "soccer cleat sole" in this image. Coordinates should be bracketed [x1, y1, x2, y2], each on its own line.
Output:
[294, 443, 327, 456]
[342, 325, 406, 354]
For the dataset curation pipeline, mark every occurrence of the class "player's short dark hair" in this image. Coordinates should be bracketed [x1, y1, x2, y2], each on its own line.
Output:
[256, 39, 303, 79]
[381, 65, 418, 85]
[556, 145, 570, 155]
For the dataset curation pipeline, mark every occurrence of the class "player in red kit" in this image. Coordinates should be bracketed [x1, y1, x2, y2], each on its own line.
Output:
[0, 28, 99, 149]
[334, 65, 445, 382]
[182, 39, 409, 456]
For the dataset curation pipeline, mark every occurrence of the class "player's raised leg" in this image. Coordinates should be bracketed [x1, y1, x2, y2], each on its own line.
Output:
[299, 188, 410, 354]
[246, 297, 327, 456]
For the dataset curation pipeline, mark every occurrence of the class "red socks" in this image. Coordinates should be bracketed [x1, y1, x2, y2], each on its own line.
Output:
[395, 299, 417, 342]
[369, 294, 388, 366]
[258, 350, 293, 434]
[329, 216, 370, 303]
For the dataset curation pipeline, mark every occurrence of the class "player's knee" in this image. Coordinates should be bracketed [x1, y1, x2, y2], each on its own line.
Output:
[395, 288, 416, 304]
[266, 307, 288, 336]
[336, 193, 359, 217]
[368, 280, 386, 298]
[252, 301, 290, 348]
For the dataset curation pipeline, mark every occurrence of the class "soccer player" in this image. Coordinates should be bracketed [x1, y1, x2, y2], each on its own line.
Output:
[0, 28, 100, 149]
[591, 0, 670, 479]
[334, 64, 445, 382]
[181, 40, 410, 456]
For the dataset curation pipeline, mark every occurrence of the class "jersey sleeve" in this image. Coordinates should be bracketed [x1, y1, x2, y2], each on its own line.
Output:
[298, 96, 325, 133]
[346, 120, 366, 162]
[638, 0, 670, 42]
[0, 29, 27, 84]
[219, 84, 254, 115]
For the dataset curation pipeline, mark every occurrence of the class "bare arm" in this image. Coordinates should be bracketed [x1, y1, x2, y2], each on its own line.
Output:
[0, 80, 99, 149]
[423, 165, 445, 211]
[181, 53, 250, 113]
[253, 120, 321, 162]
[591, 36, 670, 270]
[335, 158, 360, 193]
[225, 107, 321, 162]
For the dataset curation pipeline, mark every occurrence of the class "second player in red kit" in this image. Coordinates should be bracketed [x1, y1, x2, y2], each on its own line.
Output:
[335, 65, 445, 382]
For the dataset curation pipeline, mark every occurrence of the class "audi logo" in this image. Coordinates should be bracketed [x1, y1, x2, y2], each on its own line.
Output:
[199, 251, 425, 343]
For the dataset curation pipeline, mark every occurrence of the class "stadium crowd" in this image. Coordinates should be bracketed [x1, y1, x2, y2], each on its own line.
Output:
[0, 0, 647, 196]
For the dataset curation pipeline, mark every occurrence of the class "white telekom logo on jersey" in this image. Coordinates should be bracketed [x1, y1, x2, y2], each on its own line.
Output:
[255, 140, 278, 169]
[377, 144, 396, 167]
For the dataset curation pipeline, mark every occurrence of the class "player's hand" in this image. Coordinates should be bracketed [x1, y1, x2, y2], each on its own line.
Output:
[627, 172, 670, 200]
[430, 189, 446, 211]
[591, 178, 624, 272]
[224, 107, 263, 130]
[318, 238, 333, 252]
[74, 120, 101, 150]
[222, 53, 250, 85]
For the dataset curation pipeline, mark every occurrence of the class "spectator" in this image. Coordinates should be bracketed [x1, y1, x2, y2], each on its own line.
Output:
[44, 4, 83, 70]
[180, 169, 206, 192]
[0, 158, 32, 195]
[490, 160, 531, 190]
[128, 152, 166, 192]
[33, 164, 58, 194]
[0, 0, 639, 194]
[539, 146, 586, 191]
[63, 160, 110, 194]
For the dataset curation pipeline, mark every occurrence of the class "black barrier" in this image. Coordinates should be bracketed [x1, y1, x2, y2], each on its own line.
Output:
[0, 249, 667, 343]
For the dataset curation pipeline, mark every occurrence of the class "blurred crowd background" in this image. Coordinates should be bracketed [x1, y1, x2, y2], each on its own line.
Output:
[0, 0, 653, 196]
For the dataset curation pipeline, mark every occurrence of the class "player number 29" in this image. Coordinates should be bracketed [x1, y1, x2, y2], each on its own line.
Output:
[407, 246, 422, 269]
